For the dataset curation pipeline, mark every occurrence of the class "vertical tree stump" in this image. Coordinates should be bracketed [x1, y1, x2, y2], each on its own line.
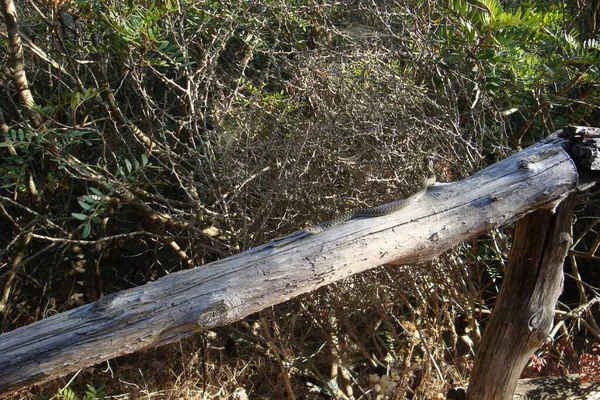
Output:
[466, 194, 576, 400]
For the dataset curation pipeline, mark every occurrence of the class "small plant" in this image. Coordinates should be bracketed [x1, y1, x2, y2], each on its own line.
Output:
[54, 383, 105, 400]
[579, 343, 600, 384]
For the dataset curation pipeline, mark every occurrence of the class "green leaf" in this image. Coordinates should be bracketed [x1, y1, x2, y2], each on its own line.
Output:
[82, 195, 98, 204]
[58, 387, 78, 400]
[71, 91, 81, 110]
[82, 223, 92, 239]
[89, 187, 104, 196]
[141, 153, 149, 166]
[41, 105, 55, 116]
[72, 213, 88, 221]
[83, 383, 105, 400]
[78, 200, 92, 211]
[125, 159, 132, 173]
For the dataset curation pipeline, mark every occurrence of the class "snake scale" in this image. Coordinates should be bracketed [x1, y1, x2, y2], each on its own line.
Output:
[304, 161, 436, 234]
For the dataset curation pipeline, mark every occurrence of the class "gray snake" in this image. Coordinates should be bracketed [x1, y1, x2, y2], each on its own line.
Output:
[304, 162, 436, 234]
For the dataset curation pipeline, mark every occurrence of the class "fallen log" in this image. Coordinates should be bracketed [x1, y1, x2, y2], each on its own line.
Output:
[0, 128, 589, 396]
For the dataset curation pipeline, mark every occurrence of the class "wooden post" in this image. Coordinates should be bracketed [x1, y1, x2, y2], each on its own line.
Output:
[466, 194, 576, 400]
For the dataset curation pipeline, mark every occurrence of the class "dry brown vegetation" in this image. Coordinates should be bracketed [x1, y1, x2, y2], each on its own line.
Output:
[1, 0, 600, 398]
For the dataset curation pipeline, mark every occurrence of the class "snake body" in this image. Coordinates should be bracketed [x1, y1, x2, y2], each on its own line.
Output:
[304, 166, 436, 234]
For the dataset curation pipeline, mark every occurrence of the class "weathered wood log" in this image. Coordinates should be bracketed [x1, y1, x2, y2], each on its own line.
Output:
[466, 194, 576, 400]
[0, 132, 584, 396]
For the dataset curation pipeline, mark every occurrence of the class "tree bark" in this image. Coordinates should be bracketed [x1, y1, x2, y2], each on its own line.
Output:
[466, 194, 576, 400]
[0, 135, 582, 396]
[1, 0, 43, 128]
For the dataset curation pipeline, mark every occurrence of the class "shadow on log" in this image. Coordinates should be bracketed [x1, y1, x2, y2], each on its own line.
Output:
[514, 374, 600, 399]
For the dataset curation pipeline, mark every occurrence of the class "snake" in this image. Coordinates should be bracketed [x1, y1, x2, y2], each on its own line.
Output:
[303, 161, 436, 234]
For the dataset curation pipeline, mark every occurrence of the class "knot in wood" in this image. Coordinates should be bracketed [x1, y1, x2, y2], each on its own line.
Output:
[527, 312, 552, 344]
[197, 300, 230, 328]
